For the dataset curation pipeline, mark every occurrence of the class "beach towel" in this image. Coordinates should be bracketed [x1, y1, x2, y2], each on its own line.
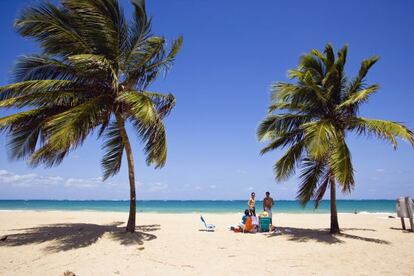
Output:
[244, 217, 254, 232]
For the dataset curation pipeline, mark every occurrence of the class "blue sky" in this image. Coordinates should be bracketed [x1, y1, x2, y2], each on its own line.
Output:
[0, 0, 413, 200]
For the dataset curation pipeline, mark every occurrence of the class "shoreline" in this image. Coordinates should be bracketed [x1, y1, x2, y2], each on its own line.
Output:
[0, 209, 397, 215]
[0, 199, 399, 215]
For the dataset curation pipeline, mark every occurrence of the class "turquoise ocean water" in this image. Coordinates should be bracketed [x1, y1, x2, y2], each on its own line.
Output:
[0, 200, 396, 213]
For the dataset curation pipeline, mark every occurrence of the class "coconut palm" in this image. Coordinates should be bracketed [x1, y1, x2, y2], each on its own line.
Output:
[258, 43, 414, 234]
[0, 0, 182, 232]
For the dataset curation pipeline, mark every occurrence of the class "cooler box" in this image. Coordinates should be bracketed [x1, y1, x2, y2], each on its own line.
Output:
[260, 217, 271, 232]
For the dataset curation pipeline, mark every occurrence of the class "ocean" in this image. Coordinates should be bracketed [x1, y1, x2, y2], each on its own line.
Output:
[0, 200, 397, 214]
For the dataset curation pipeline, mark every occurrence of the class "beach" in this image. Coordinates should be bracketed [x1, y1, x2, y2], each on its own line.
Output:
[0, 211, 413, 275]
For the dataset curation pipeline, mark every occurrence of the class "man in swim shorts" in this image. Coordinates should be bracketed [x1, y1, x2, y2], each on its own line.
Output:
[263, 191, 274, 224]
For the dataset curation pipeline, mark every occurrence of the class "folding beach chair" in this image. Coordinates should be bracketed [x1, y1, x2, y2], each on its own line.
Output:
[259, 217, 271, 232]
[200, 215, 215, 232]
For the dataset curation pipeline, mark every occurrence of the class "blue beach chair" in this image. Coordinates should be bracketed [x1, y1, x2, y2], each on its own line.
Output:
[260, 217, 271, 232]
[200, 215, 215, 232]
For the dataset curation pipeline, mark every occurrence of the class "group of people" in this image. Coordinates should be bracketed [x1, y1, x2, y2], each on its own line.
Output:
[231, 191, 275, 233]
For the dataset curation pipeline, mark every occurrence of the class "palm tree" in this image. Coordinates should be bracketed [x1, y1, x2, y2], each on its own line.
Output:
[0, 0, 182, 233]
[258, 43, 414, 234]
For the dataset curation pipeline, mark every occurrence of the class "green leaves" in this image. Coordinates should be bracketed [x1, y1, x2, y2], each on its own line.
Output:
[124, 35, 183, 89]
[15, 1, 91, 56]
[257, 114, 310, 141]
[303, 120, 336, 160]
[0, 80, 74, 101]
[328, 135, 354, 192]
[101, 122, 124, 180]
[118, 91, 156, 125]
[118, 90, 173, 168]
[347, 56, 380, 96]
[258, 43, 413, 209]
[297, 157, 326, 205]
[349, 117, 414, 149]
[0, 0, 180, 182]
[30, 96, 110, 166]
[274, 140, 305, 181]
[338, 84, 379, 111]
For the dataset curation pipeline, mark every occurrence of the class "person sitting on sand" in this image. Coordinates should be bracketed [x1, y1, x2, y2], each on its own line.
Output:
[263, 191, 274, 224]
[231, 209, 255, 233]
[241, 209, 250, 225]
[248, 192, 256, 216]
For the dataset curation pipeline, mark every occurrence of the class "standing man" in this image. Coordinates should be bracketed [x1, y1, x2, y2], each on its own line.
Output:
[248, 192, 256, 216]
[263, 191, 274, 224]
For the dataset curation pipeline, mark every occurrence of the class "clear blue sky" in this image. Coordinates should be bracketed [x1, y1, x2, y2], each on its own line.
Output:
[0, 0, 413, 200]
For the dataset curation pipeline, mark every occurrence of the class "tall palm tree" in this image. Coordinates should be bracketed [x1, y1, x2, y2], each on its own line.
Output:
[258, 43, 414, 234]
[0, 0, 182, 232]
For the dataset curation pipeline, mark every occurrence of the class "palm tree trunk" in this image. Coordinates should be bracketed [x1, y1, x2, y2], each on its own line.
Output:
[329, 176, 340, 234]
[116, 113, 136, 233]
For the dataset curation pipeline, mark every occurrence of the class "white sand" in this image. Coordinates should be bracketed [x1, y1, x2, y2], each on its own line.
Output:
[0, 211, 413, 275]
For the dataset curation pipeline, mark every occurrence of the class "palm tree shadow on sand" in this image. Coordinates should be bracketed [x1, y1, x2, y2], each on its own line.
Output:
[266, 227, 390, 245]
[0, 222, 160, 252]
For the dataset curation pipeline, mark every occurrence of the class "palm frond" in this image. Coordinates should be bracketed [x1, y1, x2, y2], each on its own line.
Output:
[338, 84, 379, 111]
[29, 97, 110, 167]
[323, 43, 335, 68]
[124, 0, 151, 65]
[118, 90, 172, 168]
[15, 1, 91, 56]
[0, 107, 64, 160]
[11, 55, 110, 92]
[62, 0, 128, 61]
[313, 171, 330, 208]
[268, 101, 306, 113]
[257, 114, 310, 141]
[101, 121, 124, 180]
[141, 91, 176, 118]
[260, 130, 303, 154]
[13, 55, 80, 82]
[0, 108, 50, 132]
[348, 117, 414, 148]
[303, 120, 337, 159]
[274, 140, 305, 181]
[299, 54, 325, 81]
[0, 90, 89, 109]
[335, 44, 348, 70]
[118, 91, 156, 124]
[347, 56, 380, 95]
[68, 54, 118, 89]
[146, 36, 183, 73]
[296, 157, 327, 206]
[124, 36, 165, 88]
[132, 117, 168, 168]
[41, 96, 110, 153]
[328, 135, 354, 192]
[0, 80, 74, 100]
[28, 143, 69, 168]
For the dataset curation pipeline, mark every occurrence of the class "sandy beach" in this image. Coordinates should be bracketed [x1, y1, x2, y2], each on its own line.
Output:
[0, 211, 413, 275]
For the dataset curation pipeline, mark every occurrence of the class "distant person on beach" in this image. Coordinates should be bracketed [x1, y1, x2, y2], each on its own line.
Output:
[241, 209, 250, 225]
[263, 191, 274, 224]
[248, 192, 256, 216]
[239, 209, 256, 232]
[230, 209, 252, 232]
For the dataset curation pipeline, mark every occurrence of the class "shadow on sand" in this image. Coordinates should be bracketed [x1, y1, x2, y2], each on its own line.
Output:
[389, 227, 413, 233]
[0, 222, 160, 252]
[267, 227, 389, 245]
